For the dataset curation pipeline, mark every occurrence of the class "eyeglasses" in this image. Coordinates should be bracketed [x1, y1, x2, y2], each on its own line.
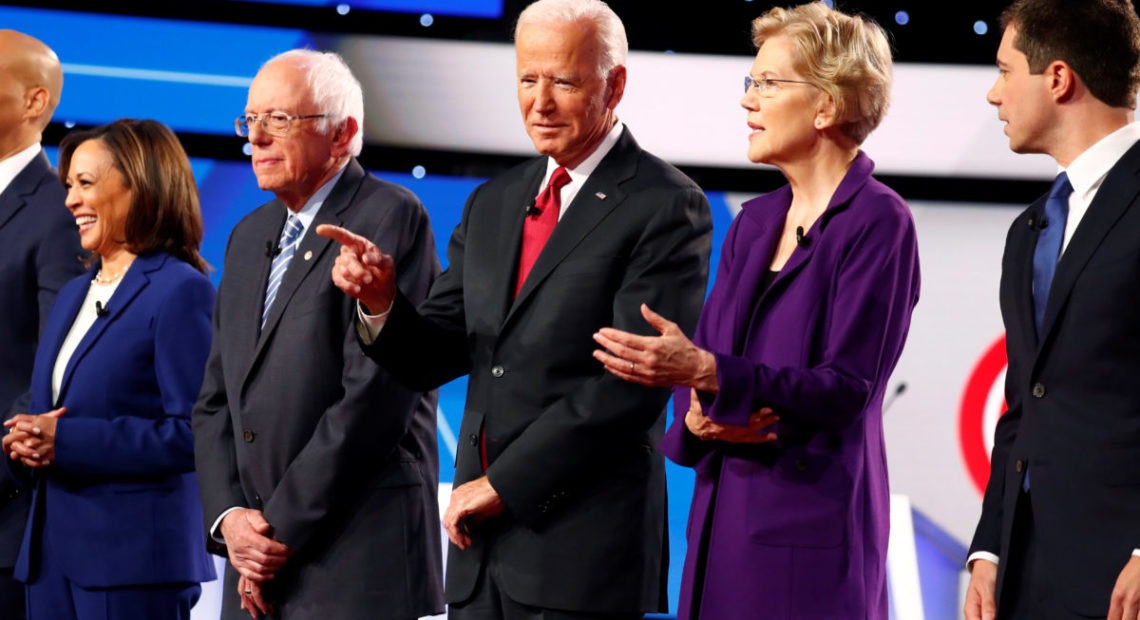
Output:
[743, 75, 816, 96]
[234, 112, 328, 137]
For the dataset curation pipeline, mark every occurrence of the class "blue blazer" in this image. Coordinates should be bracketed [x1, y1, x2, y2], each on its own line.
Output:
[9, 251, 216, 588]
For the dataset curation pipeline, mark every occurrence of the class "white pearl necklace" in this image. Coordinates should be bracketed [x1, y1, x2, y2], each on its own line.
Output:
[92, 265, 129, 285]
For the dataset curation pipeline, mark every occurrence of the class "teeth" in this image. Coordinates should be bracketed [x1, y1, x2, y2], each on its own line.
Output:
[76, 215, 96, 227]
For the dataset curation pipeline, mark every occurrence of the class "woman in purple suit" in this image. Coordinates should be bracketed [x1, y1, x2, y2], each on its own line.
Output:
[593, 3, 919, 619]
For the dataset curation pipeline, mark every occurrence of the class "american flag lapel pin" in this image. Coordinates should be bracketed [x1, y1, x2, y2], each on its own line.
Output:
[595, 192, 607, 200]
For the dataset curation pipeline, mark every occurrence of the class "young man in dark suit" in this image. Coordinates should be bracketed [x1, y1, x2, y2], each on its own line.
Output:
[964, 1, 1140, 618]
[191, 49, 443, 620]
[0, 30, 83, 620]
[320, 0, 712, 617]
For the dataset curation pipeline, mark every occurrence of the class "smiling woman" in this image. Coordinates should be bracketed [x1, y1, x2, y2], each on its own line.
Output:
[2, 118, 216, 620]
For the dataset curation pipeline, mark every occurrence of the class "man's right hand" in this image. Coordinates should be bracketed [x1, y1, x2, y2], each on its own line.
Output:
[220, 508, 292, 582]
[964, 559, 998, 620]
[316, 224, 397, 315]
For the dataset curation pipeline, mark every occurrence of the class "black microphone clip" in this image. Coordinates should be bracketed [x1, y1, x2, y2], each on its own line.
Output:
[265, 241, 281, 258]
[795, 226, 808, 248]
[94, 300, 109, 318]
[524, 199, 541, 217]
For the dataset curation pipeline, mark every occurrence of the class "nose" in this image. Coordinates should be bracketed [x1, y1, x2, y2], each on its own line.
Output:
[64, 184, 80, 210]
[741, 88, 759, 111]
[533, 81, 556, 113]
[248, 120, 272, 145]
[986, 79, 1000, 106]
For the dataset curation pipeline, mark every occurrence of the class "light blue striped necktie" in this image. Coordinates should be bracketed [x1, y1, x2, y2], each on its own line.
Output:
[262, 214, 304, 328]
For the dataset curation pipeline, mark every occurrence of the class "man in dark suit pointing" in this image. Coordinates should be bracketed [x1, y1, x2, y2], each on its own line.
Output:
[964, 1, 1140, 618]
[0, 30, 83, 620]
[320, 0, 711, 617]
[192, 49, 442, 620]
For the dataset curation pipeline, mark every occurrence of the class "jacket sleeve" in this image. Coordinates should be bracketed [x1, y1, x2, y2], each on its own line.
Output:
[698, 198, 920, 431]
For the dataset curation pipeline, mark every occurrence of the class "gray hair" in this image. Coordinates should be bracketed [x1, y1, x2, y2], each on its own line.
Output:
[514, 0, 628, 80]
[263, 49, 365, 156]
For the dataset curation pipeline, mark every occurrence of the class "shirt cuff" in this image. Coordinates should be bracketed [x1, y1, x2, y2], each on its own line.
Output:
[356, 300, 391, 345]
[967, 551, 1000, 570]
[1132, 549, 1140, 558]
[210, 506, 243, 544]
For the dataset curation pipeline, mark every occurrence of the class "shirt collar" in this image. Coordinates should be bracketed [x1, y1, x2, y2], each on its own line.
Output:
[0, 143, 43, 197]
[286, 162, 348, 232]
[1064, 122, 1140, 204]
[544, 121, 625, 184]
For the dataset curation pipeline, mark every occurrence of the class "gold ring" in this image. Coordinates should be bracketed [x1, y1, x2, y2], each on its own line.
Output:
[244, 589, 253, 595]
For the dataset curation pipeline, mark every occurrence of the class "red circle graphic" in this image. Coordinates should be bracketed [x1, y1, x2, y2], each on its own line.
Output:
[958, 334, 1008, 496]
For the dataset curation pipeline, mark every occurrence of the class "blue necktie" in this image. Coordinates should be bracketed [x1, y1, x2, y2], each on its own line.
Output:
[262, 214, 304, 328]
[1031, 172, 1073, 336]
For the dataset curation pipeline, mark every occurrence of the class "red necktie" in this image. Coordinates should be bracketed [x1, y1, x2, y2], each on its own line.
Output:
[514, 166, 571, 298]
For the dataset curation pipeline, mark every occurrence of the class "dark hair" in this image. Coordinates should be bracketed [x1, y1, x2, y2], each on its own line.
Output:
[1001, 0, 1140, 108]
[58, 119, 208, 273]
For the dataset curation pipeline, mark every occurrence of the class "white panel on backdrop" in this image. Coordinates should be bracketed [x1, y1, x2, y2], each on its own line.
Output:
[335, 36, 1057, 180]
[884, 201, 1022, 546]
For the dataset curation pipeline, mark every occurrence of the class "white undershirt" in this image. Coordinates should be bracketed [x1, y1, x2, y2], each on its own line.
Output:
[51, 277, 123, 405]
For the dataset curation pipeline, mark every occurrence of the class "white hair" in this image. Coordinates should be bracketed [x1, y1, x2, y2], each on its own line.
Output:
[515, 0, 628, 79]
[263, 49, 365, 156]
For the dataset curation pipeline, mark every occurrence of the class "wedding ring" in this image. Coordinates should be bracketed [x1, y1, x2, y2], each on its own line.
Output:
[629, 361, 635, 371]
[244, 589, 253, 595]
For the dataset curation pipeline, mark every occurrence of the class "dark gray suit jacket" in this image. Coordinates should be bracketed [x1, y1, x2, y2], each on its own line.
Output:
[370, 129, 712, 614]
[193, 159, 443, 619]
[971, 140, 1140, 616]
[0, 149, 83, 568]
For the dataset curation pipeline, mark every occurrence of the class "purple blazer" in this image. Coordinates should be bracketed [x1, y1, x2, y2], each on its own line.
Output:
[660, 153, 920, 619]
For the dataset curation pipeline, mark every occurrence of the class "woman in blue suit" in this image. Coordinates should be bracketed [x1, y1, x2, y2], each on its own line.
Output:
[2, 119, 216, 619]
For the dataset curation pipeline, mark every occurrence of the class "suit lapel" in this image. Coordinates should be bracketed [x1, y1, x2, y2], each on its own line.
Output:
[253, 161, 365, 354]
[1038, 142, 1140, 347]
[491, 162, 545, 328]
[0, 151, 54, 231]
[506, 131, 636, 325]
[57, 254, 162, 404]
[36, 273, 87, 408]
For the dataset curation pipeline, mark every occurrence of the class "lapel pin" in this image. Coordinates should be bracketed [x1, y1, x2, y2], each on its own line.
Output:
[303, 250, 313, 261]
[595, 192, 607, 200]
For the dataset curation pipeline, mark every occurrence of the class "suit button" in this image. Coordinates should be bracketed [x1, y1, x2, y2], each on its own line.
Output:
[469, 433, 479, 446]
[1015, 459, 1025, 473]
[491, 366, 505, 378]
[242, 429, 255, 443]
[1031, 383, 1045, 398]
[255, 494, 263, 507]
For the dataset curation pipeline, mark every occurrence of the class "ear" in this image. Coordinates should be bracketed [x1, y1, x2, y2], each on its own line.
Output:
[604, 65, 627, 110]
[813, 91, 839, 130]
[330, 116, 359, 157]
[1046, 60, 1077, 103]
[23, 87, 49, 122]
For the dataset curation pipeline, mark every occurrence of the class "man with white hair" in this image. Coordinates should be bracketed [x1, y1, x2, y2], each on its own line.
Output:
[192, 49, 443, 620]
[319, 0, 712, 617]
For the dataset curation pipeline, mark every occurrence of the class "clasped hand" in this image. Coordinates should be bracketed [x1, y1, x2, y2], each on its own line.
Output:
[2, 406, 65, 467]
[685, 388, 778, 444]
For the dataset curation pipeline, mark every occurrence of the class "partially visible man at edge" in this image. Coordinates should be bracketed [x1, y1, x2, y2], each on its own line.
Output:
[964, 1, 1140, 619]
[0, 29, 84, 620]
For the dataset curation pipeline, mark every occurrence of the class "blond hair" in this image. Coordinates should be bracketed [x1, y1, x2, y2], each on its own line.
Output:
[752, 2, 892, 144]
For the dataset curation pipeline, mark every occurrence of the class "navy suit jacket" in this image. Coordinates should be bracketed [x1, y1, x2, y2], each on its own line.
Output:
[971, 140, 1140, 615]
[0, 149, 84, 568]
[8, 252, 216, 588]
[368, 129, 712, 613]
